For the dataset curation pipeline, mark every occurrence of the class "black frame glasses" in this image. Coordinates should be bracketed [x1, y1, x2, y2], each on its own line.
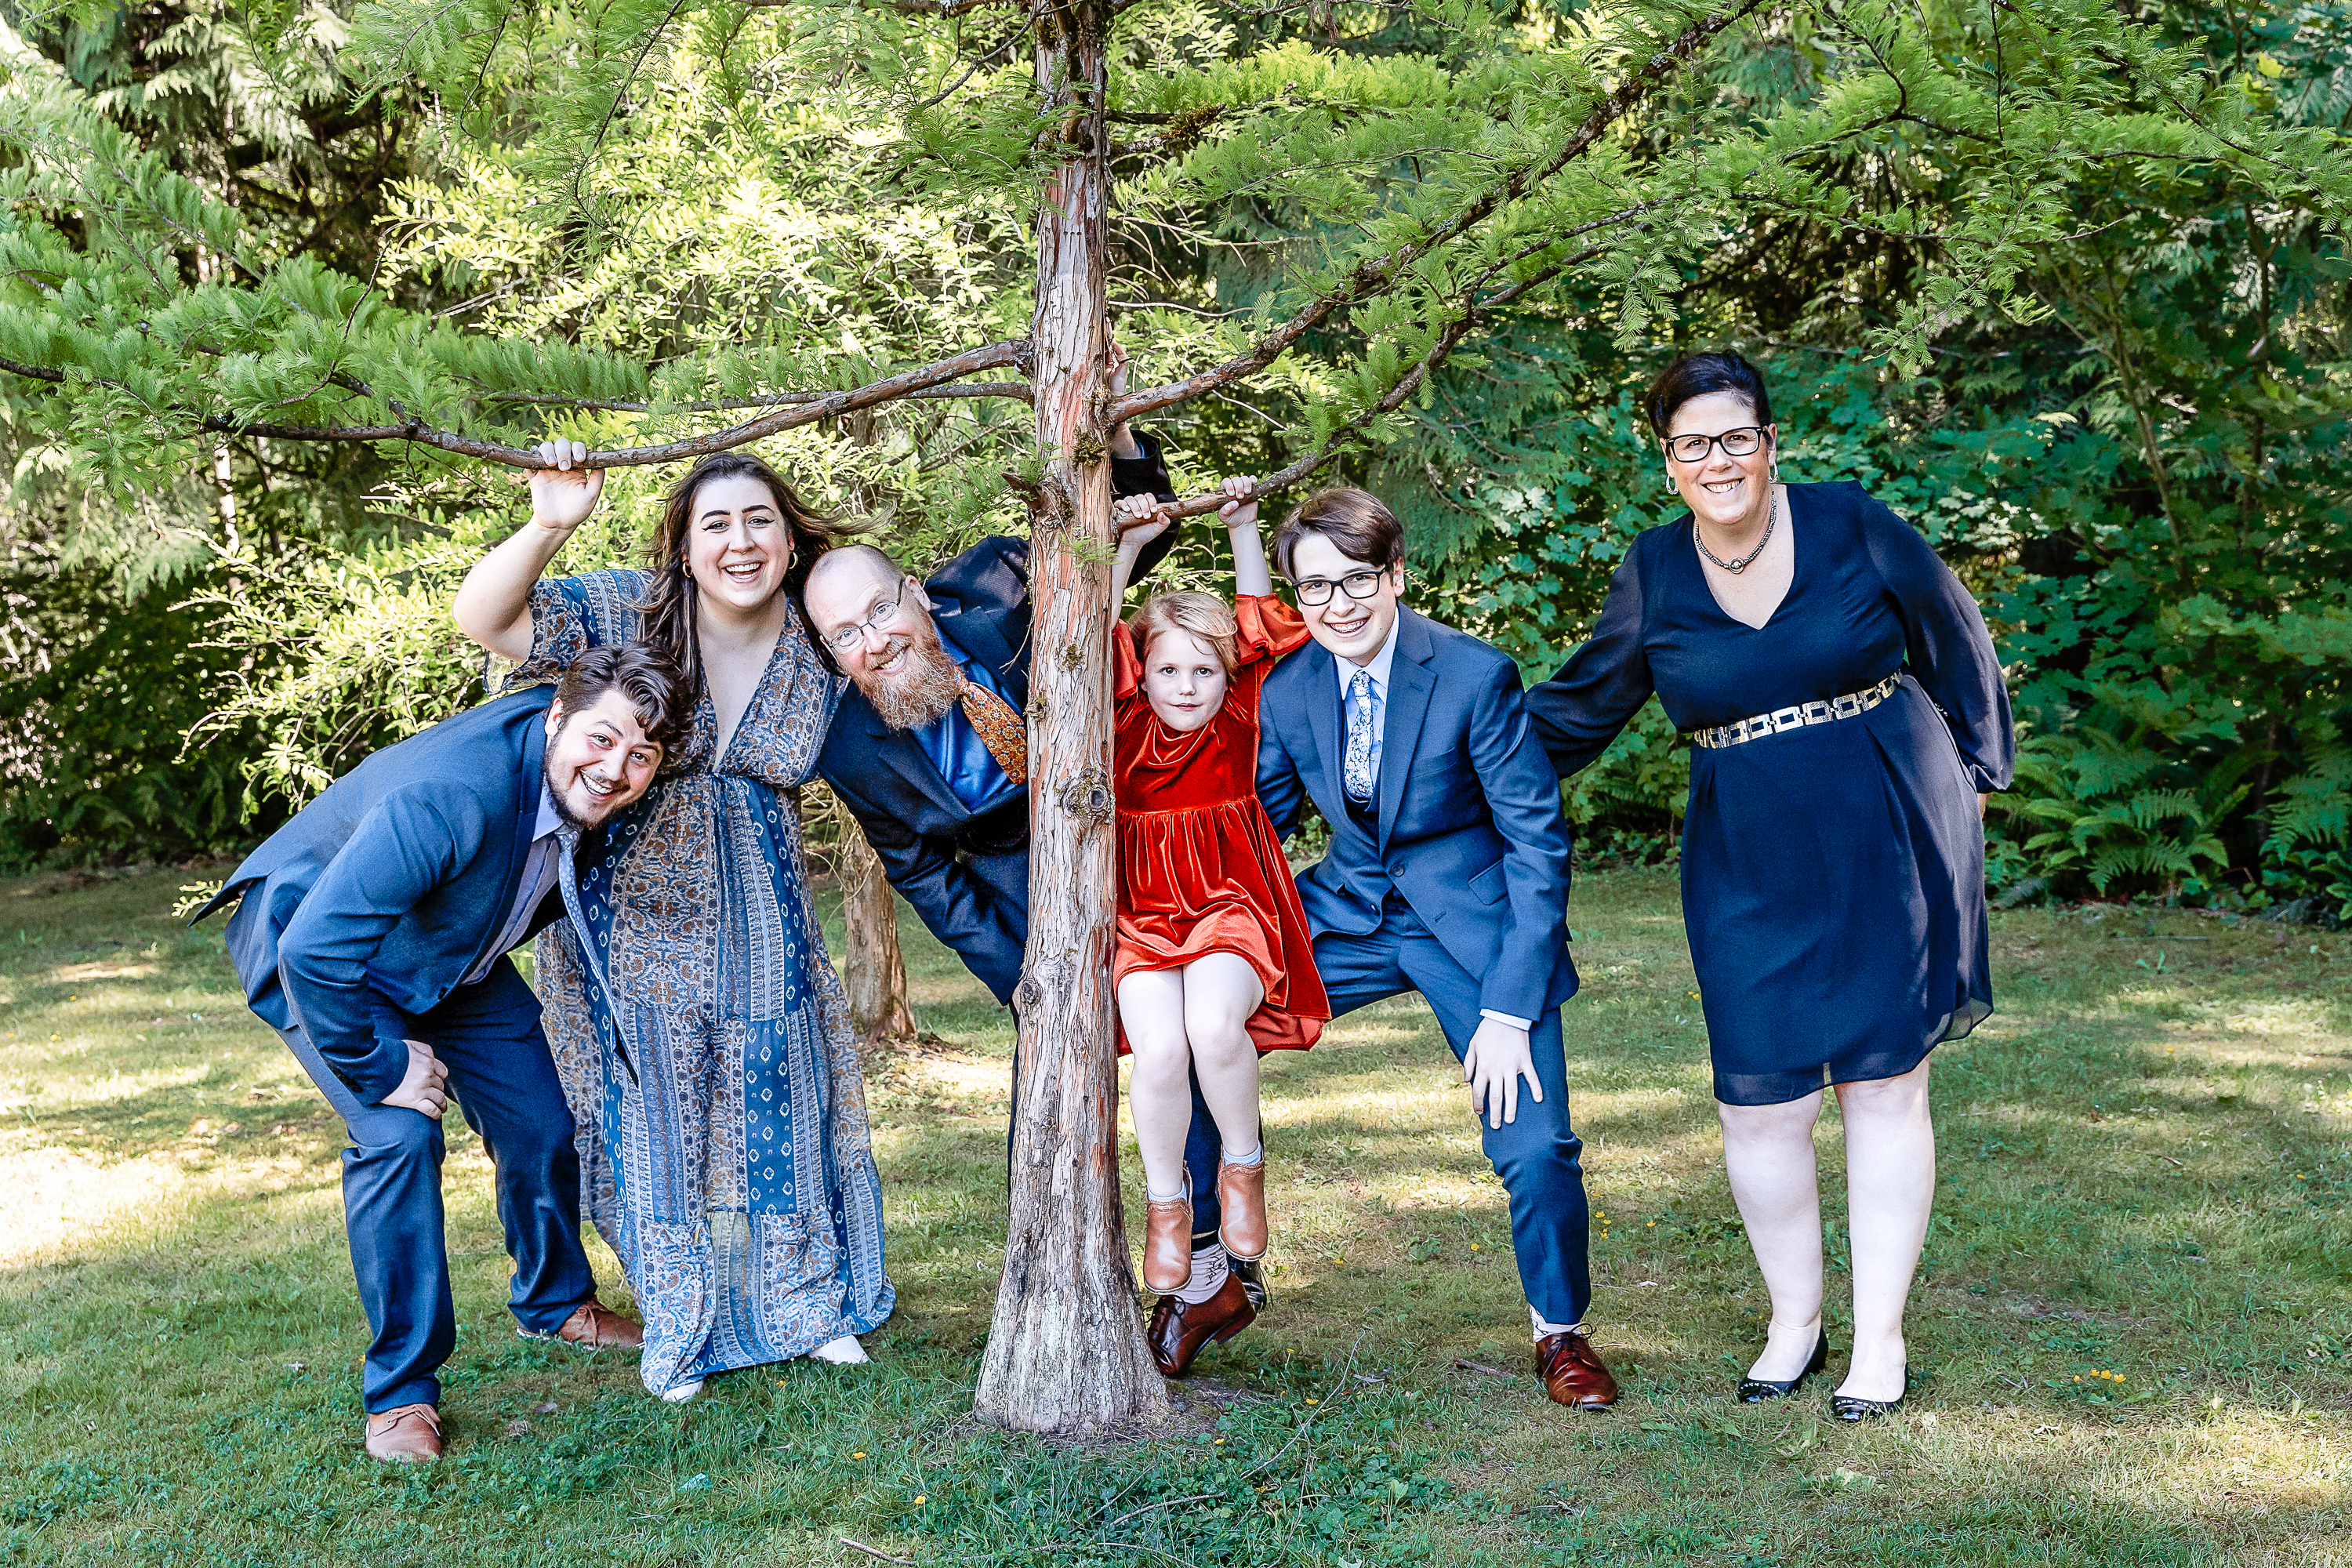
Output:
[1663, 426, 1771, 464]
[1290, 568, 1390, 607]
[822, 586, 909, 651]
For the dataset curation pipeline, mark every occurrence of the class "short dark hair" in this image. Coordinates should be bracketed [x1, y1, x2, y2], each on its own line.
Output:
[1272, 486, 1406, 579]
[554, 643, 688, 752]
[1643, 351, 1774, 437]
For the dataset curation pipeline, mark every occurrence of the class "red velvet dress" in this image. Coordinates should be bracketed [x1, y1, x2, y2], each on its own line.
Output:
[1113, 595, 1330, 1053]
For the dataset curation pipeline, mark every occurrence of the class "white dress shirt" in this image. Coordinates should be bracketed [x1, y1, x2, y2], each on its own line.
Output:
[463, 785, 566, 986]
[1334, 615, 1402, 799]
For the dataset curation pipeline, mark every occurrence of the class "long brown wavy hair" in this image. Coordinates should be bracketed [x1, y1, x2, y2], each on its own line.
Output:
[636, 451, 849, 699]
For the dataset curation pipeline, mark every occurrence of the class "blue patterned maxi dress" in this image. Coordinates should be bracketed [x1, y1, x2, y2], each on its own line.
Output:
[510, 569, 894, 1396]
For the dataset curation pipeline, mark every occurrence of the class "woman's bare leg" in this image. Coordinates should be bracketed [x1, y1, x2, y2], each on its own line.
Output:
[1181, 953, 1265, 1154]
[1834, 1056, 1934, 1403]
[1718, 1088, 1828, 1382]
[1118, 968, 1196, 1200]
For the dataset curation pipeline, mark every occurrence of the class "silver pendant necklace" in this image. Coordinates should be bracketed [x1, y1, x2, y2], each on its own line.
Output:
[1694, 488, 1778, 575]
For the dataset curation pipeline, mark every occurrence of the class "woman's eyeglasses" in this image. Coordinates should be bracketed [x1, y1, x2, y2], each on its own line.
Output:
[1664, 426, 1769, 464]
[1291, 570, 1388, 607]
[823, 587, 908, 651]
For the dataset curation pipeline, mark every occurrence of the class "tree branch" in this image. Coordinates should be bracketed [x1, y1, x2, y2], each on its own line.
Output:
[0, 339, 1034, 468]
[1105, 0, 1767, 424]
[1147, 245, 1599, 518]
[481, 382, 1033, 411]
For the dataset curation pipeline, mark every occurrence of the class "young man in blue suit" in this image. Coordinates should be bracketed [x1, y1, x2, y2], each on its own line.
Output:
[1254, 487, 1617, 1410]
[194, 644, 683, 1461]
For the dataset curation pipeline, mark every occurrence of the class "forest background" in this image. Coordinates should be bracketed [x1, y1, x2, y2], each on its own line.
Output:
[0, 0, 2346, 927]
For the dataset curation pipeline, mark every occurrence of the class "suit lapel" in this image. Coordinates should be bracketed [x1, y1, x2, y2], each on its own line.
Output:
[937, 603, 1025, 704]
[865, 700, 971, 821]
[1374, 611, 1436, 853]
[458, 706, 547, 986]
[1301, 642, 1347, 818]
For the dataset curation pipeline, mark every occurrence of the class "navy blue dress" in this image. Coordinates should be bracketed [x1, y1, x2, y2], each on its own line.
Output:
[1527, 481, 2015, 1105]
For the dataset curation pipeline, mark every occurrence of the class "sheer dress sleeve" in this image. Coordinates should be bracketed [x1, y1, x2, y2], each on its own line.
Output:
[1524, 546, 1657, 779]
[1855, 493, 2016, 793]
[496, 568, 653, 691]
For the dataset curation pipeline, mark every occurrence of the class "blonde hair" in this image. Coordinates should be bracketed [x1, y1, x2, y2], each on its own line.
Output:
[1129, 590, 1239, 679]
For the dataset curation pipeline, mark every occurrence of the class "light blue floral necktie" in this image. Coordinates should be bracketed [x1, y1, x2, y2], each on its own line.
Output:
[1344, 668, 1376, 804]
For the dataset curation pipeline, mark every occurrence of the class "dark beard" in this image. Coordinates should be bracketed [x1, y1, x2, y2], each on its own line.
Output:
[541, 757, 596, 831]
[856, 619, 964, 731]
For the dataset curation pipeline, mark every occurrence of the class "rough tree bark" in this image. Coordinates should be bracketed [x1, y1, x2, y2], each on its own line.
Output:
[971, 0, 1172, 1432]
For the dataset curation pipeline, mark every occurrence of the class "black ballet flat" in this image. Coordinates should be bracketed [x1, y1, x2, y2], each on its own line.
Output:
[1831, 1365, 1910, 1423]
[1737, 1329, 1830, 1403]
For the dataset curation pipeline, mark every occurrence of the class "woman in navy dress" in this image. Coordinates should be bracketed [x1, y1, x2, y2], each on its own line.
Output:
[1528, 353, 2013, 1420]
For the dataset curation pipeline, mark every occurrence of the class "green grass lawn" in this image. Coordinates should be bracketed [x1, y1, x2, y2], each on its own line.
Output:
[2, 863, 2347, 1566]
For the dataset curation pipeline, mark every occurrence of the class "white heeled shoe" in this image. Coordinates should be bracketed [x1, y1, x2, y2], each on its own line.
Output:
[811, 1335, 869, 1366]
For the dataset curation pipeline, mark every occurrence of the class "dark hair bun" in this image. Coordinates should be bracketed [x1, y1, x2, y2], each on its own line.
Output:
[1644, 352, 1773, 437]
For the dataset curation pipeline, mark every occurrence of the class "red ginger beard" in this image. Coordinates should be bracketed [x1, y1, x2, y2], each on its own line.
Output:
[852, 605, 965, 731]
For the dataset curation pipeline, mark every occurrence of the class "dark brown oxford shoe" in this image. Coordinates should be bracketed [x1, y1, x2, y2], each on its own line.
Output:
[1145, 1269, 1258, 1379]
[1536, 1329, 1618, 1410]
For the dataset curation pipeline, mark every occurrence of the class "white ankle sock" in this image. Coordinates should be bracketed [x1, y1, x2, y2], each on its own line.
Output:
[1175, 1242, 1231, 1305]
[1531, 1306, 1581, 1341]
[1221, 1142, 1263, 1167]
[1145, 1176, 1188, 1203]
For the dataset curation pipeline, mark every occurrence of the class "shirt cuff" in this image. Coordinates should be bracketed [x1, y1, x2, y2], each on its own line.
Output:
[1479, 1009, 1533, 1032]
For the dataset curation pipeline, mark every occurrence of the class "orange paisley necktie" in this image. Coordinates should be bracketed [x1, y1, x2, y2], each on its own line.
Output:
[958, 678, 1029, 786]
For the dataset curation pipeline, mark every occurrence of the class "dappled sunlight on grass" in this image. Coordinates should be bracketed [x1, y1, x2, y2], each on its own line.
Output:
[0, 866, 2347, 1563]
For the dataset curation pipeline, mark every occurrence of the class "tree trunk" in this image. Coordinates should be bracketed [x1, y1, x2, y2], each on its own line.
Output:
[837, 805, 918, 1047]
[972, 0, 1171, 1433]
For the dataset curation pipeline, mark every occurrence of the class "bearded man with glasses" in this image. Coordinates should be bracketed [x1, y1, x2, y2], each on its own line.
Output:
[800, 366, 1269, 1317]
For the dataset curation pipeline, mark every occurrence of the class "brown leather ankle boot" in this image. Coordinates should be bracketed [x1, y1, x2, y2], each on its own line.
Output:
[1142, 1189, 1193, 1293]
[1216, 1154, 1268, 1261]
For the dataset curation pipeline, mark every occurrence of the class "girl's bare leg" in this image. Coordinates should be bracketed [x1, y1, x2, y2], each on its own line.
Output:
[1181, 952, 1265, 1155]
[1118, 967, 1196, 1200]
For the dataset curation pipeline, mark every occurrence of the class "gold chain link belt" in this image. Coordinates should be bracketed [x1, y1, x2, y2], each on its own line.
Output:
[1683, 672, 1902, 750]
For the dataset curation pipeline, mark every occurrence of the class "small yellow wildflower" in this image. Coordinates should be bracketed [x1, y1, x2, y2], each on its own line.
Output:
[913, 1496, 927, 1506]
[851, 1451, 867, 1460]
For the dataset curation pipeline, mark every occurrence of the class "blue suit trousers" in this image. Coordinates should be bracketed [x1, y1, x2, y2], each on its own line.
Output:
[273, 958, 594, 1412]
[1313, 898, 1593, 1327]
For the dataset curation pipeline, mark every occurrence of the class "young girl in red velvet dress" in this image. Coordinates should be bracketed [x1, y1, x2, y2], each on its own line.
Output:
[1109, 478, 1330, 1301]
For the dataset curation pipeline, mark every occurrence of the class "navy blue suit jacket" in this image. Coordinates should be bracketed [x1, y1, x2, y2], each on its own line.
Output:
[1255, 607, 1578, 1022]
[817, 441, 1175, 1004]
[194, 687, 571, 1104]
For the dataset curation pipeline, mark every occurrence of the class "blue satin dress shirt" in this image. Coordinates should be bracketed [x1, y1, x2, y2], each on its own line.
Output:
[919, 626, 1022, 813]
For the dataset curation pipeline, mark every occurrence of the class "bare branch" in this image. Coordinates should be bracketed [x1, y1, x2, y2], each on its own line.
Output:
[1147, 244, 1600, 517]
[1, 339, 1034, 469]
[481, 382, 1033, 411]
[1107, 0, 1768, 423]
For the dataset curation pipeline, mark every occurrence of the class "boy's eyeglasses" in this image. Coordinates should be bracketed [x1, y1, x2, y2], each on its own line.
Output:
[1664, 426, 1769, 464]
[1292, 570, 1388, 607]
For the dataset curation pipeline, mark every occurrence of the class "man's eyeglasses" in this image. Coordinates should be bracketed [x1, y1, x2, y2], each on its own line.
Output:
[1663, 426, 1770, 464]
[1292, 569, 1389, 607]
[822, 586, 909, 652]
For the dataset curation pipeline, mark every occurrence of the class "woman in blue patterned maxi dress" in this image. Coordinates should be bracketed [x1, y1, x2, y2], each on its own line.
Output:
[455, 441, 892, 1400]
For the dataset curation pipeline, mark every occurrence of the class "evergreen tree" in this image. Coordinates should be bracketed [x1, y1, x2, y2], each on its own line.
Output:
[3, 0, 2343, 1428]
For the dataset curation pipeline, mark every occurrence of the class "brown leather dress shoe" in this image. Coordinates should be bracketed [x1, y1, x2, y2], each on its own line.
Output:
[1145, 1269, 1257, 1377]
[1142, 1190, 1193, 1294]
[528, 1298, 644, 1351]
[1536, 1329, 1619, 1410]
[1215, 1156, 1268, 1261]
[364, 1403, 443, 1464]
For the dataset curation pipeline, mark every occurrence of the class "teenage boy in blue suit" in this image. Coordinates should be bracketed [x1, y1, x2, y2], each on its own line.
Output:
[194, 644, 683, 1461]
[1251, 487, 1617, 1410]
